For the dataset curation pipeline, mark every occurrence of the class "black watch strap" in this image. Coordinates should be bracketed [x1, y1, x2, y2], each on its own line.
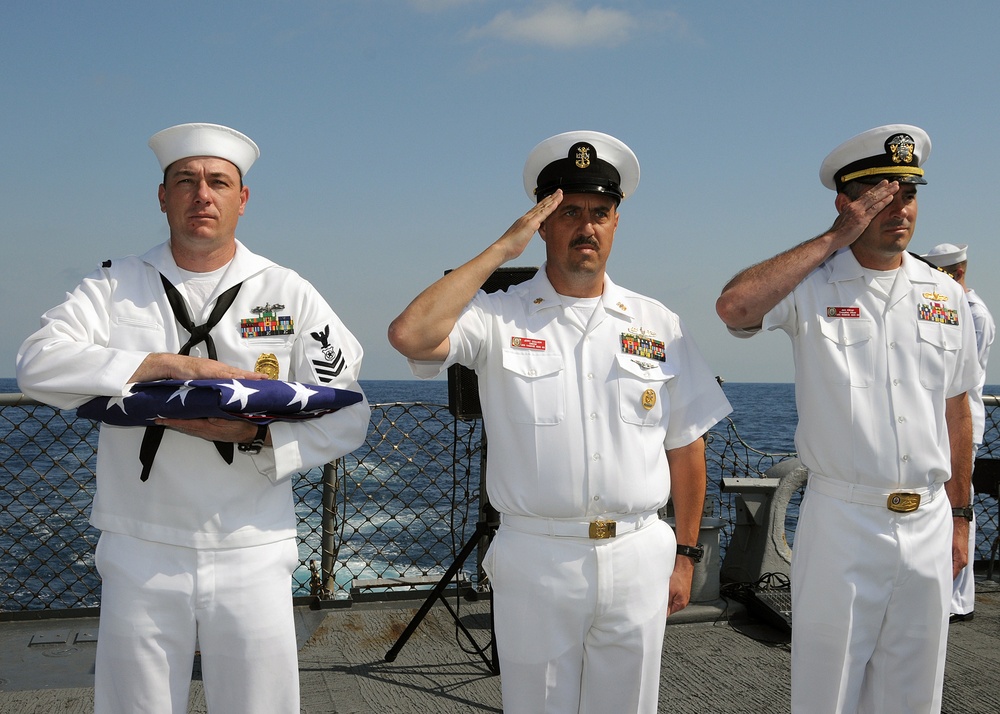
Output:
[952, 506, 974, 521]
[238, 424, 269, 455]
[676, 543, 704, 563]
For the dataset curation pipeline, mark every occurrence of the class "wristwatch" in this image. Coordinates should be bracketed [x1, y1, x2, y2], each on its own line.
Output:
[238, 424, 269, 455]
[952, 506, 974, 522]
[676, 543, 705, 563]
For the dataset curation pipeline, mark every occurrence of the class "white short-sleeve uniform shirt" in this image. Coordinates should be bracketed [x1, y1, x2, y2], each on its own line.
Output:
[744, 248, 982, 489]
[410, 267, 732, 519]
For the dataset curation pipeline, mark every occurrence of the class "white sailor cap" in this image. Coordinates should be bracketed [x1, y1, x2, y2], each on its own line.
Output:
[148, 123, 260, 177]
[523, 130, 639, 203]
[819, 124, 931, 192]
[922, 242, 968, 267]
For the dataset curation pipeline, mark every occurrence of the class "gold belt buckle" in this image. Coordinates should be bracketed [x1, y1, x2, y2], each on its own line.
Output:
[887, 492, 921, 513]
[589, 520, 617, 539]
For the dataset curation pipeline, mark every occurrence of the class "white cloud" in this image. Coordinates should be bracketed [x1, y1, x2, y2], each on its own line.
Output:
[468, 2, 638, 49]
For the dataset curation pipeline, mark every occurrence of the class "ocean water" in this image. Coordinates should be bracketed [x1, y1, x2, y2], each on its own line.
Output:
[1, 377, 801, 446]
[3, 377, 999, 609]
[7, 375, 998, 479]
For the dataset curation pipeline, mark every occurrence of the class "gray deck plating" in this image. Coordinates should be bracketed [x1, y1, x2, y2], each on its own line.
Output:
[2, 583, 998, 713]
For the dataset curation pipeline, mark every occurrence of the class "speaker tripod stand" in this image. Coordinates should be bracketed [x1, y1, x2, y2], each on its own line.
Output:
[384, 436, 499, 674]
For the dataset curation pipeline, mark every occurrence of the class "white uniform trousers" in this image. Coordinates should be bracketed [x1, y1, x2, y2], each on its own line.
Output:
[94, 532, 300, 714]
[483, 517, 674, 714]
[790, 483, 951, 714]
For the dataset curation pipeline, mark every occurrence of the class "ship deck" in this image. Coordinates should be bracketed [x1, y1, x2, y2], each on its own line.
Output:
[2, 581, 998, 713]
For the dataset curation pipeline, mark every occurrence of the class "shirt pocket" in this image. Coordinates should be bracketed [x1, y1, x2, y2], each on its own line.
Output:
[816, 316, 874, 387]
[237, 337, 295, 378]
[916, 321, 961, 390]
[615, 353, 675, 426]
[109, 314, 166, 349]
[500, 350, 565, 425]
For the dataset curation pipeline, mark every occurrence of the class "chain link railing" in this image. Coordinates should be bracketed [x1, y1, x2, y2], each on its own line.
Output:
[2, 393, 999, 616]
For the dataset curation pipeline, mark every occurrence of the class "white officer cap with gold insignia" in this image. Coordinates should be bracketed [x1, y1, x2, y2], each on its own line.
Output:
[523, 130, 639, 203]
[148, 123, 260, 177]
[819, 124, 931, 192]
[922, 242, 968, 267]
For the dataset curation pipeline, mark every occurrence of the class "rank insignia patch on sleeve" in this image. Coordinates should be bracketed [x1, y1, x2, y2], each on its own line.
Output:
[310, 325, 346, 383]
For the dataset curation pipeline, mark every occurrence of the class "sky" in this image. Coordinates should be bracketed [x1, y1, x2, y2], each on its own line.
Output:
[3, 1, 999, 384]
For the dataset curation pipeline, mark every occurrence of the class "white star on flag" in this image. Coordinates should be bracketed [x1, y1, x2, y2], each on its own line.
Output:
[286, 382, 319, 410]
[106, 386, 137, 414]
[222, 380, 260, 410]
[166, 381, 196, 406]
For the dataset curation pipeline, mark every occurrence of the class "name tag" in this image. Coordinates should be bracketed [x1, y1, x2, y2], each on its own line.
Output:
[511, 337, 546, 351]
[826, 307, 860, 318]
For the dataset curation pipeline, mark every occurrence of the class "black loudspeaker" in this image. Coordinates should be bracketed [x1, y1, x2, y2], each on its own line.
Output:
[447, 266, 538, 420]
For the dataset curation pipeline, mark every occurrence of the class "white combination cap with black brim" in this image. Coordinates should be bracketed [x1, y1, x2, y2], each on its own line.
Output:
[523, 130, 640, 203]
[819, 124, 931, 193]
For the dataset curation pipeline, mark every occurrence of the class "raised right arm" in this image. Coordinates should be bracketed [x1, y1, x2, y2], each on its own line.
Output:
[387, 190, 563, 361]
[715, 180, 898, 331]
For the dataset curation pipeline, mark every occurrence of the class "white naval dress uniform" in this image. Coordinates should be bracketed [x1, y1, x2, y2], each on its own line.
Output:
[952, 288, 995, 616]
[16, 240, 370, 714]
[410, 266, 731, 714]
[735, 248, 981, 714]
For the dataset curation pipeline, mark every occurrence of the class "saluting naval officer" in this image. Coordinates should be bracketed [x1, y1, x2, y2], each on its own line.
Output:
[716, 125, 982, 713]
[16, 123, 370, 714]
[388, 131, 731, 713]
[920, 242, 996, 623]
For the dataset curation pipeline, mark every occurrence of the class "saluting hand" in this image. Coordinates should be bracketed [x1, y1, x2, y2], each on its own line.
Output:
[493, 189, 564, 262]
[828, 179, 899, 249]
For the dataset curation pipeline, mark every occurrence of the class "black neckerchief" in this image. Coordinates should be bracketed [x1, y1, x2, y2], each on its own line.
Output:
[137, 274, 243, 482]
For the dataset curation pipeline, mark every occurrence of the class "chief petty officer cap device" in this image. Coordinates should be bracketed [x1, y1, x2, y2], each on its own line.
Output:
[819, 123, 931, 193]
[149, 122, 260, 178]
[524, 130, 640, 204]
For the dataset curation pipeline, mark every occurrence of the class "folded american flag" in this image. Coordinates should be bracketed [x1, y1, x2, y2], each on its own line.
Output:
[76, 379, 364, 426]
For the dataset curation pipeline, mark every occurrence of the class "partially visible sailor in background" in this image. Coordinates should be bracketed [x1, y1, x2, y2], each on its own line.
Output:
[921, 241, 995, 623]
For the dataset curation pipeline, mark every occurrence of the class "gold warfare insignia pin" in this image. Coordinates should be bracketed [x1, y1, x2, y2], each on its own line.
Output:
[575, 143, 591, 169]
[254, 353, 280, 379]
[642, 388, 656, 411]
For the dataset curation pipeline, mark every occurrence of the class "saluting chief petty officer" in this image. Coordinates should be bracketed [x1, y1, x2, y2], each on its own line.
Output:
[716, 125, 982, 713]
[388, 131, 731, 713]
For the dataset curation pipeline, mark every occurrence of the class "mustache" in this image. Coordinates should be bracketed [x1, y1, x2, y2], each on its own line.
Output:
[570, 236, 599, 249]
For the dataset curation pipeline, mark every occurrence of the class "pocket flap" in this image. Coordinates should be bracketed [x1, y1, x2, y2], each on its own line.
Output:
[818, 316, 872, 346]
[501, 350, 564, 378]
[916, 321, 962, 351]
[614, 353, 676, 382]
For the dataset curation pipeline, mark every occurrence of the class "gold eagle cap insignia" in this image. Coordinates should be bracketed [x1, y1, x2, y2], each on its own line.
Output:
[888, 133, 915, 165]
